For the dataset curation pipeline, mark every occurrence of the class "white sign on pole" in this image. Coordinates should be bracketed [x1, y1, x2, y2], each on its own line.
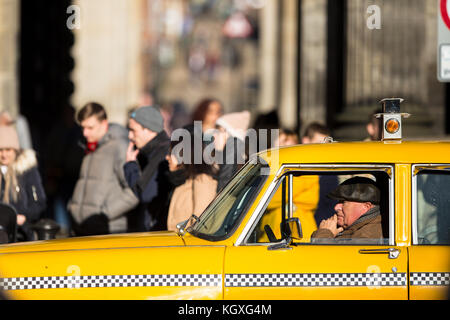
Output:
[438, 0, 450, 81]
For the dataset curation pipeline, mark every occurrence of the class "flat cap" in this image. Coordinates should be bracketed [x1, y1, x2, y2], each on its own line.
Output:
[328, 176, 380, 204]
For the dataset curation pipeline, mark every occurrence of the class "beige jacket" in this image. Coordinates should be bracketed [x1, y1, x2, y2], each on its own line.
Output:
[167, 174, 217, 231]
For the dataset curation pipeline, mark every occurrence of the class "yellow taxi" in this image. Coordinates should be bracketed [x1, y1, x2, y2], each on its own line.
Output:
[0, 99, 449, 300]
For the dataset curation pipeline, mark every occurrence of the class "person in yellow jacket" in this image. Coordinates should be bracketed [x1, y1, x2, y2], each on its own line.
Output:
[257, 175, 319, 243]
[255, 127, 327, 243]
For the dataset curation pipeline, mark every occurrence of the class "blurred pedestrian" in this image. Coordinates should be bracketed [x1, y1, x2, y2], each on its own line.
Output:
[257, 126, 318, 242]
[43, 105, 84, 236]
[159, 100, 190, 136]
[191, 98, 223, 137]
[301, 122, 339, 226]
[214, 110, 250, 192]
[273, 128, 299, 147]
[365, 108, 383, 141]
[252, 109, 279, 150]
[301, 122, 331, 144]
[169, 101, 191, 132]
[124, 106, 171, 231]
[0, 125, 46, 241]
[68, 102, 138, 236]
[166, 130, 218, 231]
[0, 110, 33, 150]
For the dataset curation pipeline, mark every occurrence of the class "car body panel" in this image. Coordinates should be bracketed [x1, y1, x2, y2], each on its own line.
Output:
[409, 246, 450, 300]
[223, 245, 408, 300]
[0, 234, 225, 300]
[0, 232, 185, 254]
[395, 164, 411, 246]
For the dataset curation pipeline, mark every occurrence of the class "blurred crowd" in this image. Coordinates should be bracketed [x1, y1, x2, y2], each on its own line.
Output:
[0, 98, 381, 243]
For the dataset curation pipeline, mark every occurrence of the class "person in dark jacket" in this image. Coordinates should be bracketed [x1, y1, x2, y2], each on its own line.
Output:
[311, 177, 383, 243]
[214, 110, 250, 193]
[301, 122, 339, 226]
[124, 106, 171, 231]
[0, 125, 46, 241]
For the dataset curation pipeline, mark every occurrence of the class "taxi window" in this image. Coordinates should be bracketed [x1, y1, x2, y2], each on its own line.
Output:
[187, 160, 268, 241]
[415, 171, 450, 245]
[246, 171, 391, 245]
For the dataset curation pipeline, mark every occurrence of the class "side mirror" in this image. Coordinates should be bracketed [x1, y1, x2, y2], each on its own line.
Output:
[176, 218, 190, 236]
[281, 217, 303, 240]
[268, 217, 303, 251]
[176, 214, 199, 236]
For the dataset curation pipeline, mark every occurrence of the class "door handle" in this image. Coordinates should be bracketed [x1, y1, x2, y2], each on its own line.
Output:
[359, 248, 400, 259]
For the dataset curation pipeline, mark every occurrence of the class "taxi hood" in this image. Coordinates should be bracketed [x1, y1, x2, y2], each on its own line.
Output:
[0, 231, 185, 254]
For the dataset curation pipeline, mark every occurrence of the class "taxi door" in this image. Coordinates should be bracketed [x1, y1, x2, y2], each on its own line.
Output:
[409, 165, 450, 300]
[224, 169, 408, 300]
[224, 245, 407, 300]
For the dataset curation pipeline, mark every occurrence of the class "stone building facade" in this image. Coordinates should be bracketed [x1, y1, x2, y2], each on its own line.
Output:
[0, 0, 448, 139]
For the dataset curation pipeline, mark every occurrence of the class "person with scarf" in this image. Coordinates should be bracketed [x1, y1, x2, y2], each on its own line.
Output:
[68, 102, 138, 236]
[213, 110, 250, 193]
[124, 106, 171, 232]
[0, 125, 46, 241]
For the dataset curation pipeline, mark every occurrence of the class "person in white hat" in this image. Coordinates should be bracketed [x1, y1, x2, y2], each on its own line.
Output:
[0, 125, 46, 241]
[214, 110, 251, 192]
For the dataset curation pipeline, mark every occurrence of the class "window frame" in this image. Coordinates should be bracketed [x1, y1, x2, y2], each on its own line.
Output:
[236, 163, 395, 246]
[411, 163, 450, 245]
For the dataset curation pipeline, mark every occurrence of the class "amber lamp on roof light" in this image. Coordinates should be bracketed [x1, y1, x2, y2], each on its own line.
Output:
[385, 118, 400, 134]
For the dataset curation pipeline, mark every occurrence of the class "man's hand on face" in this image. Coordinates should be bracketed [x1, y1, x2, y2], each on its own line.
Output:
[126, 141, 139, 162]
[318, 214, 344, 237]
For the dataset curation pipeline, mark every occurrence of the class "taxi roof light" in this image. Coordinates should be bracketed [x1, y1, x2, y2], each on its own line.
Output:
[375, 98, 410, 141]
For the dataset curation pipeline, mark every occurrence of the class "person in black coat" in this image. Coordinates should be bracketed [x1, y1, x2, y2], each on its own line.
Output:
[0, 125, 46, 241]
[214, 111, 251, 193]
[124, 106, 171, 232]
[301, 122, 338, 225]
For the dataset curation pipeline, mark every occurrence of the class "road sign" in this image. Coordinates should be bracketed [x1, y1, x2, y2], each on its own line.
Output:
[438, 0, 450, 81]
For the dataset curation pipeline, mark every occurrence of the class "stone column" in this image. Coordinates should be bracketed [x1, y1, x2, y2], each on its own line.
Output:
[279, 0, 298, 130]
[257, 0, 279, 114]
[71, 0, 145, 125]
[0, 0, 20, 117]
[299, 0, 328, 128]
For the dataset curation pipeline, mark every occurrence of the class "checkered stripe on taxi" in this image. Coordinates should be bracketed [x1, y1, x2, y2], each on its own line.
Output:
[224, 273, 407, 287]
[5, 272, 449, 291]
[410, 272, 450, 286]
[0, 274, 222, 291]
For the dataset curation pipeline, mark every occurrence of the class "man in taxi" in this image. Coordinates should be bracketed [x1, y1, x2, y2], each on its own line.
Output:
[311, 177, 383, 242]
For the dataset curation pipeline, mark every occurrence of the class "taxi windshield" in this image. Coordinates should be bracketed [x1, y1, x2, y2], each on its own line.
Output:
[187, 159, 268, 241]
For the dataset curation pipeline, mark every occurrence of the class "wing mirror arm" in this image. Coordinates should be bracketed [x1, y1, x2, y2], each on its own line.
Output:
[176, 214, 199, 236]
[268, 217, 303, 251]
[268, 237, 292, 251]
